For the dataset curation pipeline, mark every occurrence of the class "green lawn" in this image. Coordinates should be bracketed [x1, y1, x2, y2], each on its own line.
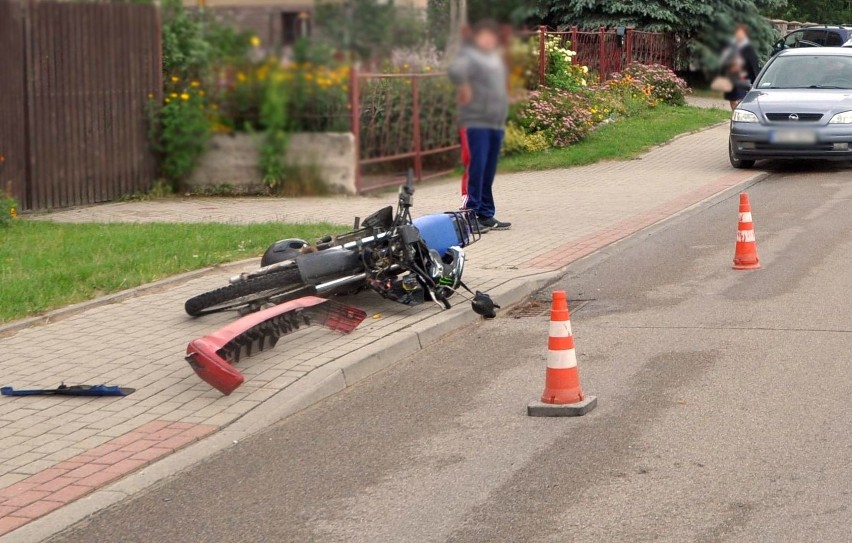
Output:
[500, 105, 730, 173]
[0, 221, 338, 323]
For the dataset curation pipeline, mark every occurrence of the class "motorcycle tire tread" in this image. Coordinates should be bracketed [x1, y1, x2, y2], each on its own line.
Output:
[184, 268, 305, 317]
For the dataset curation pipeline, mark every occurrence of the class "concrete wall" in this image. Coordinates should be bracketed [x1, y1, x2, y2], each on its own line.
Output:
[188, 132, 357, 195]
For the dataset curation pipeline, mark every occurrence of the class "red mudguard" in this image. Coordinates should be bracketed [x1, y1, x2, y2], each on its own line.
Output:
[185, 296, 367, 395]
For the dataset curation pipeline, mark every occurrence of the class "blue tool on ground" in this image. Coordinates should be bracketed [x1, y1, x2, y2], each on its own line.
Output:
[1, 383, 135, 397]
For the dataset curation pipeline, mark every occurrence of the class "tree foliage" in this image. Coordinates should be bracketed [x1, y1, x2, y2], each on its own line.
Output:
[315, 0, 424, 60]
[535, 0, 786, 67]
[767, 0, 852, 24]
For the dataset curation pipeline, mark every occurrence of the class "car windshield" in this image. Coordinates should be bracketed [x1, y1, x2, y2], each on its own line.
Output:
[757, 55, 852, 89]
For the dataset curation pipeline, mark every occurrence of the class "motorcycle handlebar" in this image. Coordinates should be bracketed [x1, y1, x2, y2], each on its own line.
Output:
[399, 168, 415, 208]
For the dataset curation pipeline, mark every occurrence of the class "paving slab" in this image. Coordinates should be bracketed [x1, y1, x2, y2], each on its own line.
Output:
[1, 123, 765, 540]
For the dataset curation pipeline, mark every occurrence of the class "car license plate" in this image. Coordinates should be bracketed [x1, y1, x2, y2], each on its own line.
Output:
[771, 129, 817, 144]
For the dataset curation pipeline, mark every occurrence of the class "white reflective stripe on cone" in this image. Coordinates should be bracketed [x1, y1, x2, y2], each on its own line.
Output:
[737, 230, 755, 243]
[739, 212, 753, 223]
[548, 348, 578, 369]
[549, 320, 573, 338]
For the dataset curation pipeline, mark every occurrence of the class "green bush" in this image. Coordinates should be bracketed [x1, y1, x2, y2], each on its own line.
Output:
[147, 86, 210, 188]
[0, 187, 17, 227]
[160, 0, 211, 80]
[502, 123, 550, 156]
[258, 78, 289, 190]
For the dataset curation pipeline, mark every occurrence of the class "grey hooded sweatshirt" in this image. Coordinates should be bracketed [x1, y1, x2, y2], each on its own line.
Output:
[448, 45, 509, 131]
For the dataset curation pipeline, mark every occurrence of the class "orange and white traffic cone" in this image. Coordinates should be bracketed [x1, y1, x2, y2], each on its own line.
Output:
[733, 192, 760, 270]
[527, 291, 597, 417]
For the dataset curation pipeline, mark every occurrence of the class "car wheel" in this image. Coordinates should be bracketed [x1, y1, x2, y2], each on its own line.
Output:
[729, 138, 755, 169]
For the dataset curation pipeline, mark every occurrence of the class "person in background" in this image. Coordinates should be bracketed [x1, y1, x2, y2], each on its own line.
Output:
[723, 23, 761, 110]
[448, 19, 511, 232]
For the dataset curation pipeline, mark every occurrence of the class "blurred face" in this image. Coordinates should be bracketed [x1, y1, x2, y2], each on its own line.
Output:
[735, 27, 748, 43]
[473, 29, 499, 52]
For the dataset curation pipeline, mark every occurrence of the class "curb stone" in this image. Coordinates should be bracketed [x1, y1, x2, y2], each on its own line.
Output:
[7, 169, 769, 543]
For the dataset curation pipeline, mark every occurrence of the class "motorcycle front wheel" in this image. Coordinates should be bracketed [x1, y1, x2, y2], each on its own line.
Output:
[184, 268, 307, 317]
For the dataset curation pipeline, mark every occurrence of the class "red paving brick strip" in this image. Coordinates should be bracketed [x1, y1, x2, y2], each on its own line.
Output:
[0, 516, 29, 535]
[0, 420, 217, 537]
[527, 171, 754, 270]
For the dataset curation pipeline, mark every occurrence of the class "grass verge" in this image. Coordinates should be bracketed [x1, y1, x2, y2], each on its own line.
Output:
[0, 221, 338, 323]
[499, 105, 730, 173]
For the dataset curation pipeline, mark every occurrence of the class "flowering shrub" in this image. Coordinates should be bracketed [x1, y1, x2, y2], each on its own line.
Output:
[541, 36, 588, 92]
[1, 184, 17, 227]
[212, 57, 350, 134]
[508, 37, 539, 92]
[601, 73, 657, 115]
[147, 76, 211, 186]
[502, 122, 550, 156]
[616, 64, 690, 106]
[389, 44, 442, 73]
[516, 89, 593, 148]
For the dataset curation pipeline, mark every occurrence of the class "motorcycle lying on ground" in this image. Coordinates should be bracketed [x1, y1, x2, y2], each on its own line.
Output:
[184, 171, 500, 319]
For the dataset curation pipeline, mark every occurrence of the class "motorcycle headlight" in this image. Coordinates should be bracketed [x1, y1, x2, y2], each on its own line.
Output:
[829, 110, 852, 124]
[732, 109, 759, 123]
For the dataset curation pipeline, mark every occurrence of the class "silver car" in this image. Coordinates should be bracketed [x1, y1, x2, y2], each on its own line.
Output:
[729, 48, 852, 168]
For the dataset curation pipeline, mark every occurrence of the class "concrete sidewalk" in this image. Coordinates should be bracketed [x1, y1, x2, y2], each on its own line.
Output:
[0, 123, 762, 540]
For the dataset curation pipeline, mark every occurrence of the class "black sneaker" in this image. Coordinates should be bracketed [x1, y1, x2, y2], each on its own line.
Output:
[475, 218, 491, 233]
[478, 216, 511, 230]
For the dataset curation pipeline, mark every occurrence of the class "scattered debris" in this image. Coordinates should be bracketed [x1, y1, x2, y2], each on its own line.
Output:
[1, 383, 135, 397]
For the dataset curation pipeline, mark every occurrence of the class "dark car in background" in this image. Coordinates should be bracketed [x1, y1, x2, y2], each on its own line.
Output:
[772, 26, 852, 55]
[729, 48, 852, 168]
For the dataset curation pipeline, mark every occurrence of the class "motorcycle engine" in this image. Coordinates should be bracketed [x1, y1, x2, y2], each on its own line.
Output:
[368, 274, 425, 305]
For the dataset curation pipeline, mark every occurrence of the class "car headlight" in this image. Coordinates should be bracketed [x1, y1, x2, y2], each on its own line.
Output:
[828, 111, 852, 124]
[732, 109, 759, 123]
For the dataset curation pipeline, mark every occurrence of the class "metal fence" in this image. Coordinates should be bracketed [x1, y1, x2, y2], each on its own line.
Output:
[536, 26, 678, 86]
[349, 26, 678, 192]
[0, 0, 162, 211]
[349, 71, 459, 192]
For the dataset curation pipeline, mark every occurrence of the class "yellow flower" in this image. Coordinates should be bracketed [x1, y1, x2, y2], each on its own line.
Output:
[147, 92, 154, 99]
[164, 98, 171, 103]
[170, 92, 178, 98]
[198, 89, 205, 96]
[424, 65, 431, 72]
[170, 75, 179, 83]
[250, 35, 261, 48]
[190, 81, 200, 87]
[180, 93, 190, 101]
[236, 72, 247, 82]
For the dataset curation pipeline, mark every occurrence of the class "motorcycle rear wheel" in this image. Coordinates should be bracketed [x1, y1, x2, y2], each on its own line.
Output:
[184, 269, 306, 317]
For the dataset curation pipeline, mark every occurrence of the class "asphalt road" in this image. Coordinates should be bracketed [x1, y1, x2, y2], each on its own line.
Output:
[50, 162, 852, 543]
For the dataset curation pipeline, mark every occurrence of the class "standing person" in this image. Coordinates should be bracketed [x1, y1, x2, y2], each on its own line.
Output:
[448, 19, 511, 231]
[723, 23, 761, 110]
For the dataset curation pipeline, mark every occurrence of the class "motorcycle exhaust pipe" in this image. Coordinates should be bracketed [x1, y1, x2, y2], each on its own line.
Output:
[230, 260, 297, 284]
[315, 273, 368, 294]
[265, 273, 368, 307]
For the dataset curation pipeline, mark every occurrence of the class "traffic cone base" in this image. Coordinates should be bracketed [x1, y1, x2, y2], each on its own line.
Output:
[527, 396, 598, 417]
[528, 290, 597, 418]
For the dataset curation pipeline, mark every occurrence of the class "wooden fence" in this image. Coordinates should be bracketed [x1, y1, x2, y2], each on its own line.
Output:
[0, 0, 162, 211]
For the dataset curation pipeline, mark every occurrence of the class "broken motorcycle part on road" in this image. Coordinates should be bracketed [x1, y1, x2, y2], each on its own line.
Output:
[1, 384, 136, 397]
[185, 296, 367, 395]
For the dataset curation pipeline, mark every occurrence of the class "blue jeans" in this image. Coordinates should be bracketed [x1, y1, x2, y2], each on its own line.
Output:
[462, 127, 504, 219]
